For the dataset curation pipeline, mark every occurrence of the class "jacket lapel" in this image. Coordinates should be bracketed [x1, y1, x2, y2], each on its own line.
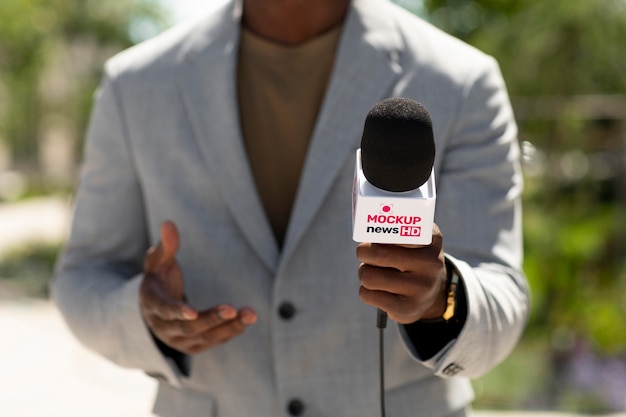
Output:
[174, 0, 406, 272]
[176, 1, 280, 272]
[279, 0, 405, 266]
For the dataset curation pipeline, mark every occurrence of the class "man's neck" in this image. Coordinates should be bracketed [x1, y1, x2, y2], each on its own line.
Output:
[241, 0, 351, 45]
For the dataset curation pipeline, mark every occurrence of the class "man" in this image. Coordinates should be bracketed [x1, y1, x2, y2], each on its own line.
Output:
[52, 0, 529, 416]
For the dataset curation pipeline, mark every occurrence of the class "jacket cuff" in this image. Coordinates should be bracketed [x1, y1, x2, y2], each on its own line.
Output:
[401, 257, 468, 361]
[397, 254, 471, 377]
[114, 274, 186, 387]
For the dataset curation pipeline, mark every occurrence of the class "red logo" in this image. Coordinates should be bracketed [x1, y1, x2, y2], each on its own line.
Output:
[380, 204, 393, 214]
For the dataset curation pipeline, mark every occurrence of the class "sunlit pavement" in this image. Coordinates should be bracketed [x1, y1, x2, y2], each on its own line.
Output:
[0, 299, 157, 417]
[0, 196, 71, 260]
[1, 197, 157, 416]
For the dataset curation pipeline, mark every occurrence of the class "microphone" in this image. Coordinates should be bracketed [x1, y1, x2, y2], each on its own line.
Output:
[352, 97, 436, 245]
[352, 98, 437, 417]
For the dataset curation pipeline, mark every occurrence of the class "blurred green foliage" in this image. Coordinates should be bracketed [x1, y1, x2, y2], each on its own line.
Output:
[424, 0, 626, 94]
[418, 0, 626, 412]
[0, 242, 60, 298]
[0, 0, 168, 181]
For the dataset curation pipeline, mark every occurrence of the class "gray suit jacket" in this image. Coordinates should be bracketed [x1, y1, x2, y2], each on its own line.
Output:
[53, 0, 529, 416]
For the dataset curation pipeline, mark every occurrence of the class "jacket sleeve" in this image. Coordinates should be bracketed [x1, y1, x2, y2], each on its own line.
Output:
[398, 56, 530, 379]
[51, 64, 185, 387]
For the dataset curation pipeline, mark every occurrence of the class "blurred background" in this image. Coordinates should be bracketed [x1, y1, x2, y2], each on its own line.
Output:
[0, 0, 624, 414]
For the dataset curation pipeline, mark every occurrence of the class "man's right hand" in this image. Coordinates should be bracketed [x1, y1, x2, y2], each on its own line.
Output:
[140, 220, 257, 355]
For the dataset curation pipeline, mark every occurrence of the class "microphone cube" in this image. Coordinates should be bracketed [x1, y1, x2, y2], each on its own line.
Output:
[352, 150, 436, 245]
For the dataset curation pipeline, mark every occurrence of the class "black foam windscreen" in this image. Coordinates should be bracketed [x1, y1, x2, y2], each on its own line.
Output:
[360, 97, 435, 192]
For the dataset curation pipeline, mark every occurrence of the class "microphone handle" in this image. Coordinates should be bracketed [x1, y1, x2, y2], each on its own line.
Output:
[376, 308, 387, 417]
[376, 308, 388, 329]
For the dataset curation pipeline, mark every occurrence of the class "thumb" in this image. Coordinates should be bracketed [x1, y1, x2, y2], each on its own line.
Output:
[159, 220, 180, 261]
[145, 220, 180, 272]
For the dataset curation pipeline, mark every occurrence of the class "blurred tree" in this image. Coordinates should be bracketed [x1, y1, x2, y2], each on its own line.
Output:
[500, 3, 622, 97]
[0, 0, 168, 190]
[409, 0, 626, 411]
[422, 0, 626, 95]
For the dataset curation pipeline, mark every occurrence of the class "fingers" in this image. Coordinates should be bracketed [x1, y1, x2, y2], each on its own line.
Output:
[358, 263, 430, 296]
[356, 225, 443, 271]
[357, 244, 414, 272]
[148, 305, 258, 355]
[141, 275, 198, 321]
[356, 224, 447, 323]
[356, 243, 443, 276]
[358, 262, 438, 321]
[358, 286, 413, 322]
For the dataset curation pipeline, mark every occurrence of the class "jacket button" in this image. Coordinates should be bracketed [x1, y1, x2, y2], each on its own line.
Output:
[278, 302, 296, 320]
[287, 399, 305, 416]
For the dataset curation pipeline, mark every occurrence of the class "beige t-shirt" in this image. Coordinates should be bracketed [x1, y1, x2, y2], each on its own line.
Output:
[237, 26, 342, 246]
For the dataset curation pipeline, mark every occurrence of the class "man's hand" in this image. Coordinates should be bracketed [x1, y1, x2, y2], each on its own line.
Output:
[356, 224, 448, 324]
[140, 220, 257, 355]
